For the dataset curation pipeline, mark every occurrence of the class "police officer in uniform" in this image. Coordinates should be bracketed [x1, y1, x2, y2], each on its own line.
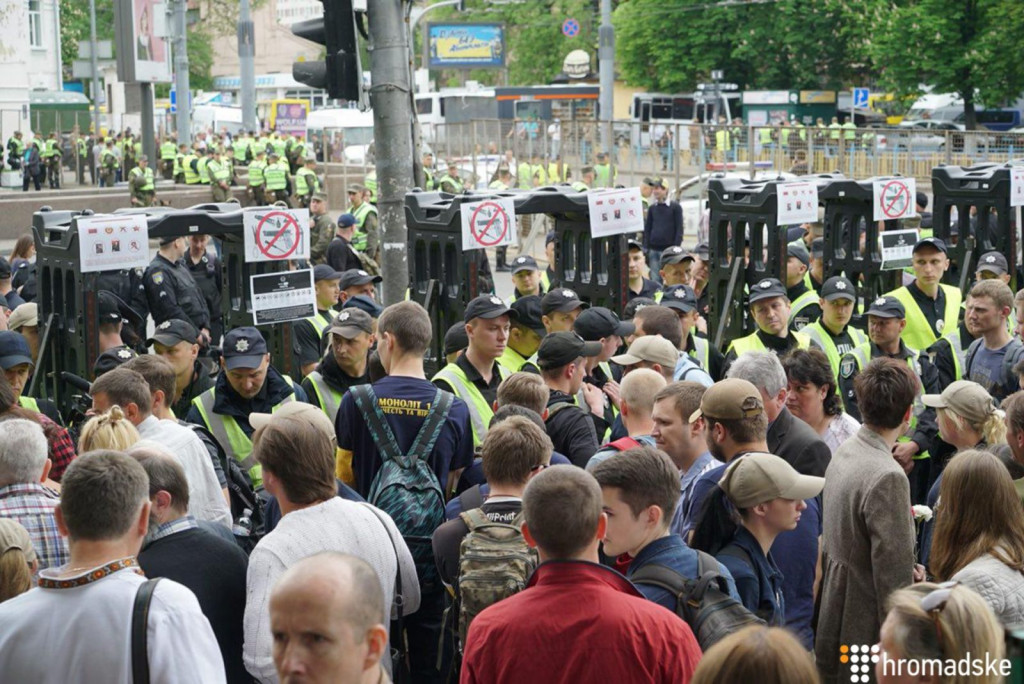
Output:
[144, 235, 212, 346]
[0, 331, 63, 425]
[508, 255, 545, 301]
[247, 148, 267, 204]
[186, 327, 307, 491]
[326, 213, 362, 274]
[147, 319, 213, 420]
[207, 148, 232, 202]
[799, 276, 868, 382]
[184, 234, 223, 346]
[42, 131, 62, 189]
[885, 237, 962, 352]
[159, 135, 177, 179]
[786, 241, 820, 331]
[293, 264, 342, 378]
[838, 295, 940, 504]
[301, 308, 376, 425]
[294, 156, 320, 208]
[662, 284, 727, 381]
[497, 295, 546, 375]
[128, 155, 156, 207]
[432, 294, 515, 447]
[308, 193, 335, 265]
[96, 270, 149, 352]
[263, 152, 291, 206]
[346, 184, 379, 260]
[724, 277, 816, 371]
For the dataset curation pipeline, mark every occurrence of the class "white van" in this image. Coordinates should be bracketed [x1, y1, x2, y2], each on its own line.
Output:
[191, 104, 245, 137]
[306, 107, 376, 164]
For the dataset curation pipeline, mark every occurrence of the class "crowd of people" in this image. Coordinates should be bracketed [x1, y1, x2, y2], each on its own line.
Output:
[0, 184, 1021, 684]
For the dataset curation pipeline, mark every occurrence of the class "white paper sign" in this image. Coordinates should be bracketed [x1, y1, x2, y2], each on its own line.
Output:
[776, 181, 819, 225]
[243, 208, 310, 263]
[1011, 167, 1024, 208]
[873, 177, 916, 221]
[78, 214, 150, 273]
[879, 229, 920, 270]
[588, 187, 645, 238]
[461, 197, 518, 252]
[250, 269, 317, 325]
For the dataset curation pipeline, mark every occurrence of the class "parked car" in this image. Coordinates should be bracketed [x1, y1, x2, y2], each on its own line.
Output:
[877, 120, 965, 153]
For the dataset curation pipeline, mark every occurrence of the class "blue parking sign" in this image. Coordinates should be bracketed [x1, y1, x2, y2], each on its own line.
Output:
[853, 87, 869, 109]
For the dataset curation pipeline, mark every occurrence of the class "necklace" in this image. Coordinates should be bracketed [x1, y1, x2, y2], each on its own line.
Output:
[39, 557, 143, 589]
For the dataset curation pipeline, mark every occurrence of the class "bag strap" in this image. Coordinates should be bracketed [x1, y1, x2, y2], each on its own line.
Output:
[406, 389, 454, 467]
[459, 507, 491, 532]
[131, 578, 163, 684]
[629, 563, 690, 601]
[964, 337, 981, 378]
[606, 436, 642, 452]
[1003, 339, 1024, 383]
[351, 384, 402, 463]
[718, 544, 755, 572]
[362, 504, 408, 682]
[458, 484, 485, 512]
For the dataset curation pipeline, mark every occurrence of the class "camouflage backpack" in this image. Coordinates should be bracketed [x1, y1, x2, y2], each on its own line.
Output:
[456, 507, 538, 647]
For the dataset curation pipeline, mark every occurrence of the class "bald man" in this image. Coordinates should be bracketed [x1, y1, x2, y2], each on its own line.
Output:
[269, 552, 390, 684]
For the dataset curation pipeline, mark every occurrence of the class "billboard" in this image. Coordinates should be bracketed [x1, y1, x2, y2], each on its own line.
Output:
[427, 24, 505, 69]
[115, 0, 173, 83]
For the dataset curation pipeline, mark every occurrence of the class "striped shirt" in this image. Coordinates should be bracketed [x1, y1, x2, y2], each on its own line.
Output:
[0, 483, 68, 571]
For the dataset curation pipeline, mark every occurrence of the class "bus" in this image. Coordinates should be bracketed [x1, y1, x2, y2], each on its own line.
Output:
[415, 87, 497, 144]
[265, 98, 310, 138]
[629, 89, 740, 149]
[306, 107, 375, 163]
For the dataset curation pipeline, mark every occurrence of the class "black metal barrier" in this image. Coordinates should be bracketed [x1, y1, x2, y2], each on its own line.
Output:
[932, 163, 1016, 292]
[706, 174, 841, 350]
[32, 203, 296, 419]
[819, 177, 904, 305]
[406, 186, 628, 375]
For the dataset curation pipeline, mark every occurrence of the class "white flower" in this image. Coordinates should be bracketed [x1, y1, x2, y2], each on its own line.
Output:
[912, 505, 933, 522]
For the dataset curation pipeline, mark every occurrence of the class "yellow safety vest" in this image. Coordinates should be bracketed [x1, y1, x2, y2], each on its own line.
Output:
[130, 166, 154, 192]
[801, 320, 868, 383]
[350, 202, 377, 252]
[307, 371, 344, 425]
[687, 334, 711, 371]
[248, 159, 266, 186]
[497, 346, 532, 375]
[192, 383, 296, 487]
[788, 290, 820, 329]
[207, 159, 230, 184]
[264, 162, 288, 191]
[197, 158, 210, 183]
[295, 167, 319, 196]
[160, 141, 176, 160]
[887, 285, 962, 352]
[18, 396, 39, 412]
[432, 362, 509, 446]
[183, 155, 200, 184]
[727, 331, 811, 357]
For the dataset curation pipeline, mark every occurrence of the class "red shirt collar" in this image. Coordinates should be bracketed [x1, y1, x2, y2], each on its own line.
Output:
[526, 559, 644, 598]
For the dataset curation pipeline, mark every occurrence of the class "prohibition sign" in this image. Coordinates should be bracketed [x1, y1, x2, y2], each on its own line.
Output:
[562, 18, 580, 37]
[255, 211, 302, 259]
[879, 180, 911, 219]
[469, 201, 511, 247]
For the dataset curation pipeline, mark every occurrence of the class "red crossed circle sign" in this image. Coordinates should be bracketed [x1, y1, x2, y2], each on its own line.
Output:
[469, 201, 511, 247]
[255, 211, 302, 259]
[879, 180, 911, 219]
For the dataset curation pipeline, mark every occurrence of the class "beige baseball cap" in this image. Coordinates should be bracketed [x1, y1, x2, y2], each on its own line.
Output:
[7, 303, 38, 331]
[688, 378, 764, 423]
[610, 334, 678, 369]
[0, 518, 36, 565]
[719, 453, 825, 508]
[250, 402, 336, 445]
[922, 380, 997, 425]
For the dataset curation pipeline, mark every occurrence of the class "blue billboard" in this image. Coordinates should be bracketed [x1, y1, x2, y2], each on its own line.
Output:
[427, 23, 506, 69]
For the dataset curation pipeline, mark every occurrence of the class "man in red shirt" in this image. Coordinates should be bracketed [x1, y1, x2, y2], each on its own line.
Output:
[460, 466, 702, 684]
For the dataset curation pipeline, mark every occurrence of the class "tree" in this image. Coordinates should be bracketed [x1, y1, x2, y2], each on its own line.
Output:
[59, 0, 115, 68]
[871, 0, 1024, 129]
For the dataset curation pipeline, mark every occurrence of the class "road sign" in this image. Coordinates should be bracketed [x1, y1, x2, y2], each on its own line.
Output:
[169, 88, 192, 115]
[587, 187, 644, 238]
[461, 198, 517, 251]
[853, 87, 870, 109]
[244, 208, 310, 262]
[873, 178, 916, 221]
[562, 18, 580, 37]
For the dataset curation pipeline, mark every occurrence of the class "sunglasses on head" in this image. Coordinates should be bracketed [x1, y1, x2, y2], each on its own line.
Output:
[920, 581, 958, 656]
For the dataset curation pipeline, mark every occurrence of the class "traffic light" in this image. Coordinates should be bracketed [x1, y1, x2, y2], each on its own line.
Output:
[292, 0, 361, 102]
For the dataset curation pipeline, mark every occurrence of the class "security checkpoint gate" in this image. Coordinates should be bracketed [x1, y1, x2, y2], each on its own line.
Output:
[931, 164, 1016, 292]
[406, 186, 629, 375]
[31, 203, 297, 419]
[706, 174, 841, 350]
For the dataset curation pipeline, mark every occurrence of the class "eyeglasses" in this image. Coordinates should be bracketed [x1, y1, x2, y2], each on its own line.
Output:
[920, 581, 958, 656]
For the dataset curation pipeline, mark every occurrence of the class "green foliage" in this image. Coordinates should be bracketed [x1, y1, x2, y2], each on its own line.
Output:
[60, 0, 115, 68]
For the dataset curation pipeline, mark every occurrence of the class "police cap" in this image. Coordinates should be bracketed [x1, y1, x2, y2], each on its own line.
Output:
[147, 319, 198, 347]
[748, 277, 787, 304]
[541, 288, 589, 315]
[660, 285, 698, 313]
[537, 331, 601, 371]
[573, 306, 634, 341]
[222, 327, 269, 370]
[339, 269, 382, 289]
[465, 294, 518, 323]
[510, 295, 546, 336]
[865, 295, 905, 319]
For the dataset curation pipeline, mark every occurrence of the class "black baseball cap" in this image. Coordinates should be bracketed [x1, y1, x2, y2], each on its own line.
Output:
[574, 307, 634, 341]
[916, 191, 928, 209]
[510, 295, 546, 336]
[661, 285, 698, 312]
[537, 331, 602, 370]
[913, 237, 947, 254]
[158, 234, 181, 246]
[545, 231, 556, 246]
[661, 246, 688, 265]
[627, 238, 644, 252]
[313, 264, 344, 282]
[0, 257, 12, 280]
[98, 290, 123, 323]
[444, 322, 469, 357]
[865, 295, 906, 319]
[693, 242, 710, 260]
[465, 294, 518, 323]
[977, 251, 1008, 275]
[0, 331, 32, 369]
[787, 241, 810, 267]
[222, 327, 269, 370]
[511, 255, 540, 274]
[93, 346, 137, 376]
[147, 318, 198, 347]
[810, 237, 824, 258]
[786, 225, 806, 244]
[327, 308, 374, 338]
[821, 276, 856, 302]
[342, 294, 383, 318]
[622, 297, 657, 320]
[541, 288, 589, 315]
[339, 269, 382, 289]
[749, 277, 787, 304]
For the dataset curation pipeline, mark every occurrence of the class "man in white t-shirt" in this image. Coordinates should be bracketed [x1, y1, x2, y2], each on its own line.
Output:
[0, 450, 225, 683]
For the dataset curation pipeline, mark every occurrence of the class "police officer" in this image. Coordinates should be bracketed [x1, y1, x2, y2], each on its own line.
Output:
[0, 331, 63, 424]
[294, 156, 320, 208]
[799, 276, 868, 382]
[885, 237, 962, 352]
[96, 271, 148, 352]
[724, 277, 815, 370]
[437, 160, 464, 194]
[497, 295, 546, 375]
[207, 148, 232, 202]
[432, 294, 515, 446]
[661, 284, 727, 380]
[422, 151, 435, 190]
[301, 308, 376, 425]
[786, 241, 820, 331]
[159, 135, 177, 179]
[147, 318, 212, 419]
[838, 295, 940, 504]
[293, 264, 342, 378]
[509, 255, 545, 301]
[5, 131, 24, 171]
[182, 146, 201, 185]
[186, 327, 307, 490]
[571, 166, 594, 192]
[305, 192, 335, 265]
[263, 152, 291, 206]
[326, 213, 362, 274]
[42, 132, 62, 189]
[247, 148, 267, 205]
[346, 183, 378, 259]
[144, 235, 212, 346]
[537, 331, 604, 468]
[128, 155, 156, 207]
[76, 134, 90, 185]
[184, 234, 223, 346]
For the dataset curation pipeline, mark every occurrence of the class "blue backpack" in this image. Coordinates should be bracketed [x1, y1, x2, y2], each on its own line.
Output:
[351, 384, 453, 589]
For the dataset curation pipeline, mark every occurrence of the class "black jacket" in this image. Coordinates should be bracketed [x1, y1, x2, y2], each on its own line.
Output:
[767, 407, 831, 478]
[144, 253, 211, 330]
[545, 389, 600, 468]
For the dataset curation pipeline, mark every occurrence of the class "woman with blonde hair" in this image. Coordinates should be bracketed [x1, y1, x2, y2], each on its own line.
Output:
[692, 625, 819, 684]
[930, 449, 1024, 625]
[0, 519, 37, 603]
[78, 406, 141, 453]
[877, 582, 1005, 684]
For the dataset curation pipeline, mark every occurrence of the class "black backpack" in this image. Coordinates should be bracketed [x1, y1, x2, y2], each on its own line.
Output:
[629, 549, 765, 651]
